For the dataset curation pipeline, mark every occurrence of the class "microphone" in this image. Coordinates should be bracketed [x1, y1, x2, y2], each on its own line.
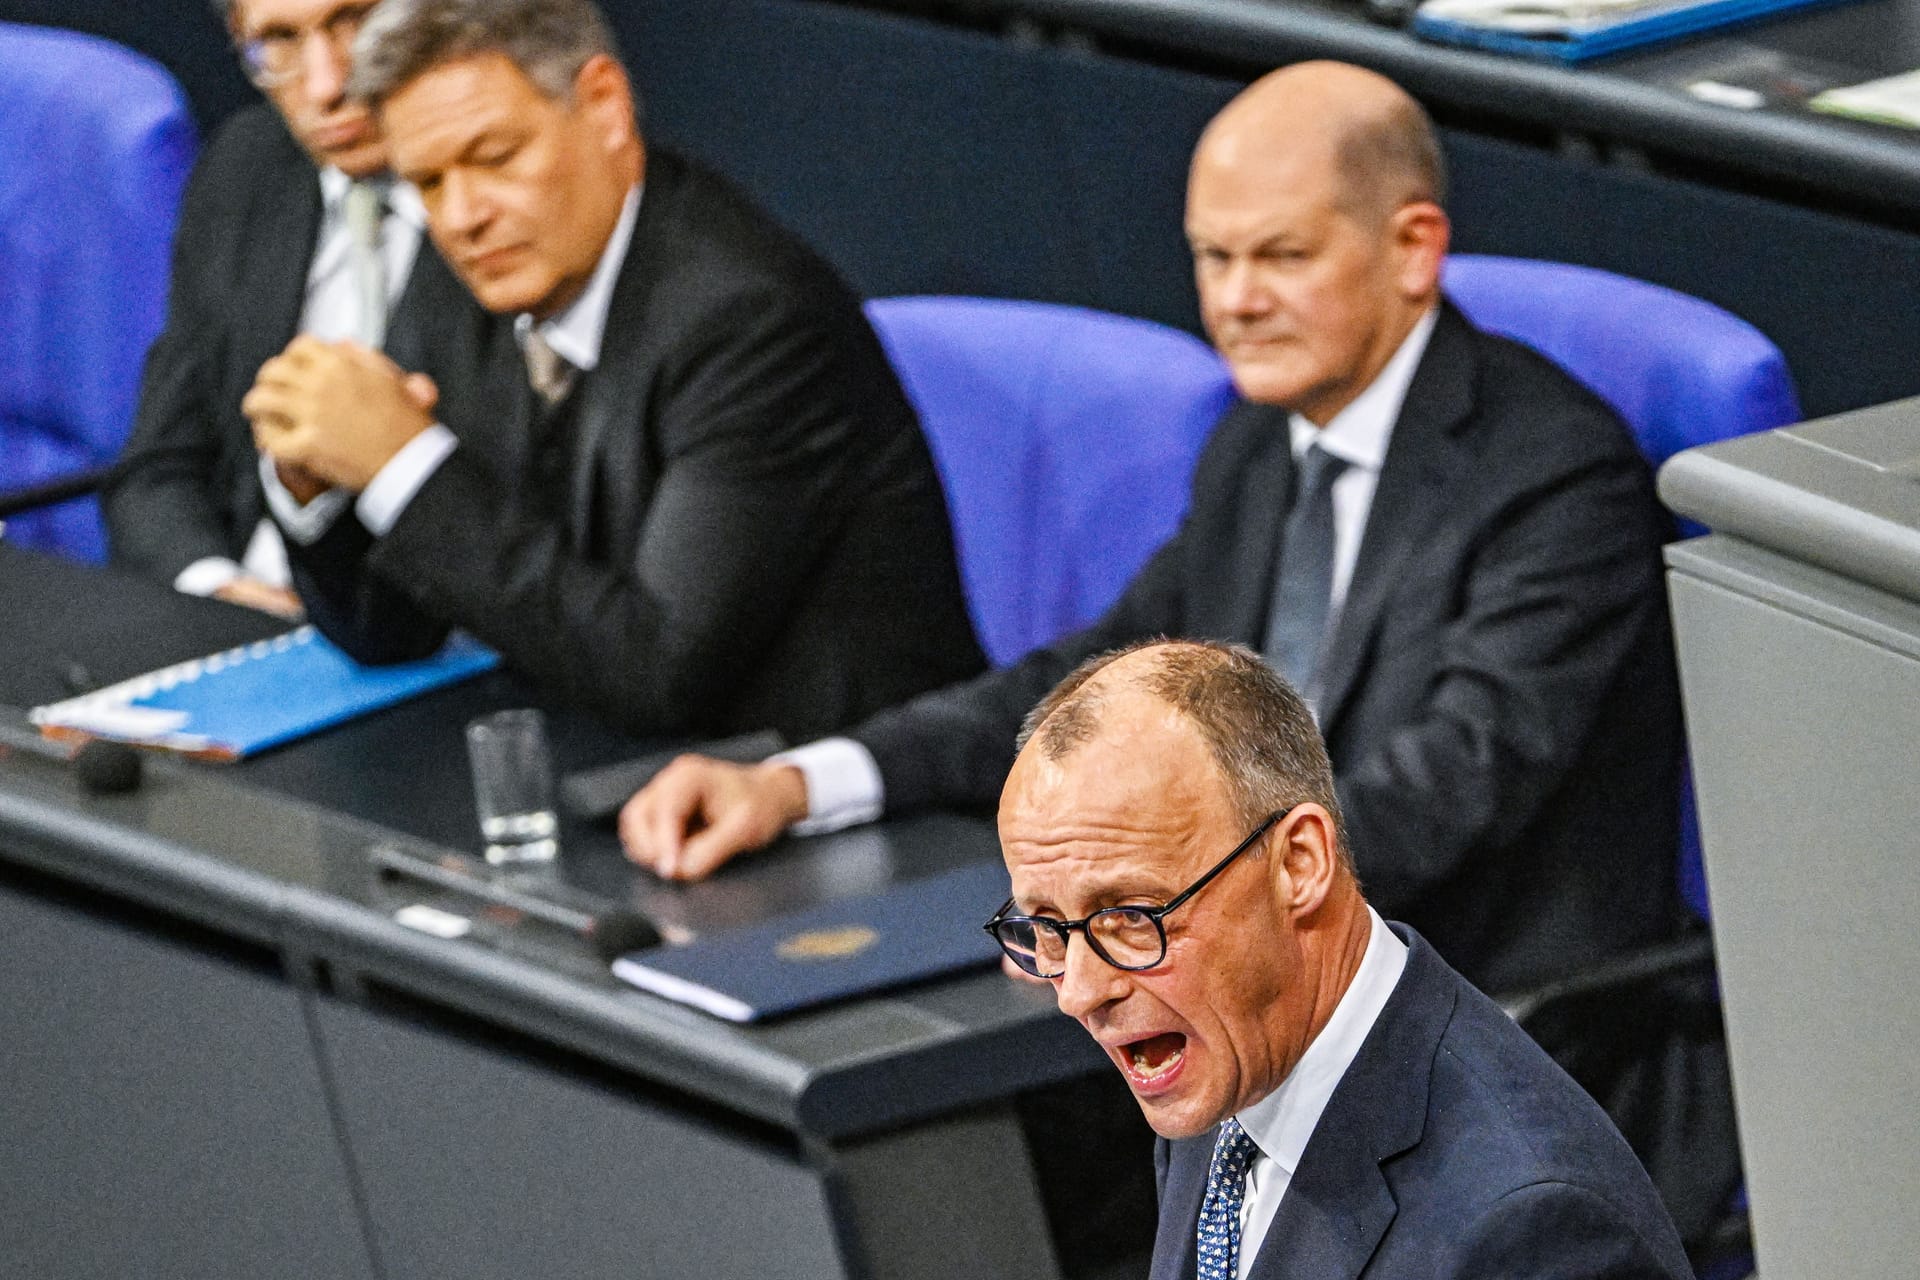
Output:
[0, 711, 144, 796]
[369, 842, 661, 961]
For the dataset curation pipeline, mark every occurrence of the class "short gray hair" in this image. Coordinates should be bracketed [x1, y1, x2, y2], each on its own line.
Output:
[348, 0, 622, 108]
[1016, 640, 1349, 859]
[1335, 93, 1448, 223]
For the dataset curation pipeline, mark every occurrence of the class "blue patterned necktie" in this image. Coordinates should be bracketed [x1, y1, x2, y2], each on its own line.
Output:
[1195, 1116, 1262, 1280]
[1262, 443, 1350, 700]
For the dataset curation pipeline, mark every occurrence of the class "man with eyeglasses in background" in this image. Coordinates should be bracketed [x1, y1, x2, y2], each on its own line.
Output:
[105, 0, 498, 617]
[993, 639, 1689, 1280]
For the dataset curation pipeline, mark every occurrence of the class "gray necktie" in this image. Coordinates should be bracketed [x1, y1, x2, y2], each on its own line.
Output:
[1263, 443, 1350, 697]
[522, 327, 577, 409]
[343, 180, 387, 348]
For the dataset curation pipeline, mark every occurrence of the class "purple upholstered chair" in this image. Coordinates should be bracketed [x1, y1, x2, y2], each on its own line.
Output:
[0, 23, 198, 562]
[1444, 255, 1800, 539]
[1448, 256, 1796, 1277]
[1444, 253, 1801, 923]
[865, 296, 1237, 668]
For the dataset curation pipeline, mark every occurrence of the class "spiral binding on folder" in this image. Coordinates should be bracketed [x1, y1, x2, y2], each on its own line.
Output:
[31, 626, 499, 761]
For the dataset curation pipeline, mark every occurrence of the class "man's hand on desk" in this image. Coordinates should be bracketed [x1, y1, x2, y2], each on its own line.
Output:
[620, 755, 809, 881]
[243, 336, 441, 491]
[213, 575, 305, 620]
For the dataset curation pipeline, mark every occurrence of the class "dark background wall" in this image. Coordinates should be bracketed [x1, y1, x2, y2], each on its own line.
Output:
[8, 0, 1919, 418]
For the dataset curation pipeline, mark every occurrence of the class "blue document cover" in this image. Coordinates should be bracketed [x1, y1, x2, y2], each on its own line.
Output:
[1412, 0, 1846, 64]
[32, 626, 499, 760]
[611, 860, 1009, 1022]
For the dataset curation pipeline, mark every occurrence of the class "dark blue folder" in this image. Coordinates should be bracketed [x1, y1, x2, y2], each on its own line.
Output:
[611, 860, 1009, 1022]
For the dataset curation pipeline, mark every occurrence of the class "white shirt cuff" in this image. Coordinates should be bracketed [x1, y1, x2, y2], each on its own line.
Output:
[258, 454, 352, 545]
[355, 424, 458, 537]
[174, 556, 244, 597]
[775, 737, 886, 835]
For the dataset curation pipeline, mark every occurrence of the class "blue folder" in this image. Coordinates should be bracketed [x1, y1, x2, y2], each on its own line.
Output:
[32, 626, 499, 760]
[1412, 0, 1847, 64]
[611, 860, 1010, 1022]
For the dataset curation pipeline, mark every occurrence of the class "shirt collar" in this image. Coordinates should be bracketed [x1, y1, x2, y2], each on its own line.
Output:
[1286, 305, 1439, 473]
[515, 184, 641, 374]
[1234, 907, 1409, 1178]
[316, 167, 425, 232]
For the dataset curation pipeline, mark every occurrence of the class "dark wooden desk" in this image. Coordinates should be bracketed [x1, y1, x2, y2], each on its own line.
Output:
[0, 547, 1099, 1280]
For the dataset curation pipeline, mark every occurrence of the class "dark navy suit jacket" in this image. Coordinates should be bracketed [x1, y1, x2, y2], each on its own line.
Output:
[1149, 927, 1691, 1280]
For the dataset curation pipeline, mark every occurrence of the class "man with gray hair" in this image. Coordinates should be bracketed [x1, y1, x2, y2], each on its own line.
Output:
[106, 0, 496, 618]
[242, 0, 982, 738]
[991, 639, 1690, 1278]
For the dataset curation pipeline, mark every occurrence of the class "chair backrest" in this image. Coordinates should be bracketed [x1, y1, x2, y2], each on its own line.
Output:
[1444, 254, 1803, 919]
[0, 23, 198, 562]
[865, 296, 1237, 667]
[1442, 254, 1801, 505]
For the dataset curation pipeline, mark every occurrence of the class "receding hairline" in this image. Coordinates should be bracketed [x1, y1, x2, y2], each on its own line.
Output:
[1014, 641, 1349, 863]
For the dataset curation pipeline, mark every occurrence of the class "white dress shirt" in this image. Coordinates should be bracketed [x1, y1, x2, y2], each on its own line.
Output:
[1231, 906, 1408, 1276]
[780, 306, 1439, 835]
[176, 169, 425, 597]
[1285, 304, 1436, 619]
[352, 185, 642, 537]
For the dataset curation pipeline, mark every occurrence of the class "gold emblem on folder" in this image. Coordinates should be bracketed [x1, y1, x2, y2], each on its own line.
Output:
[777, 925, 879, 961]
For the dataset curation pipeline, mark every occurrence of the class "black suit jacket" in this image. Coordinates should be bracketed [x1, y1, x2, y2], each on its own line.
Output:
[288, 151, 984, 742]
[1150, 928, 1691, 1280]
[104, 104, 491, 584]
[855, 304, 1681, 995]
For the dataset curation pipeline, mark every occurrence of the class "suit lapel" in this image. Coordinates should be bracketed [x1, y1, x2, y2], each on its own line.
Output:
[562, 157, 684, 558]
[1148, 1135, 1214, 1280]
[236, 164, 322, 405]
[1211, 403, 1298, 646]
[1314, 307, 1477, 734]
[1246, 929, 1455, 1280]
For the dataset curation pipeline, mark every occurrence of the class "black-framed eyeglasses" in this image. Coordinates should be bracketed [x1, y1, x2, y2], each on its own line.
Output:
[983, 806, 1292, 979]
[239, 1, 378, 88]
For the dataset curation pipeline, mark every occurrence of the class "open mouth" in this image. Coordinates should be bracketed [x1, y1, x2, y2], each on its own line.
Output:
[1122, 1032, 1187, 1086]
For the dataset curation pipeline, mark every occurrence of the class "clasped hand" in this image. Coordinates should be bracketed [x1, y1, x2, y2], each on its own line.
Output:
[243, 336, 441, 493]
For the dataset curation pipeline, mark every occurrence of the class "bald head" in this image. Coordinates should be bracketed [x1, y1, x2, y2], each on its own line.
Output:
[1184, 61, 1450, 422]
[1197, 61, 1445, 228]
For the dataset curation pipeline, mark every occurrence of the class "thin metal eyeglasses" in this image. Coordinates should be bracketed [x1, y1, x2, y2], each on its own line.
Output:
[982, 806, 1292, 979]
[239, 2, 378, 88]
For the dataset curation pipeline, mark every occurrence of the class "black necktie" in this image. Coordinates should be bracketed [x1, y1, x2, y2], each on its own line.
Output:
[1263, 443, 1350, 699]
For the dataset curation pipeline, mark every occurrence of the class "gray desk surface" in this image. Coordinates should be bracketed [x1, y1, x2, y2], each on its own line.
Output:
[1661, 397, 1920, 603]
[878, 0, 1920, 208]
[0, 547, 1100, 1144]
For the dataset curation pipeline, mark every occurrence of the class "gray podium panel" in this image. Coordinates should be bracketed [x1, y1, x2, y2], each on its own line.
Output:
[1667, 539, 1920, 1279]
[0, 881, 374, 1280]
[309, 994, 847, 1280]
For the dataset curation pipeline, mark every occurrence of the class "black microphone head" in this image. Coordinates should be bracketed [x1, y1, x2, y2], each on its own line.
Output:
[73, 740, 144, 795]
[584, 909, 662, 961]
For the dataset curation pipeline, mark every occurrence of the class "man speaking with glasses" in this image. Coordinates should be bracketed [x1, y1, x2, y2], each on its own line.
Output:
[107, 0, 496, 618]
[993, 639, 1688, 1280]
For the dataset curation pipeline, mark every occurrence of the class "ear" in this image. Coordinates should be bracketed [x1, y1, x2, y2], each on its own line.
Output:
[1390, 201, 1450, 302]
[572, 53, 638, 155]
[1271, 804, 1341, 920]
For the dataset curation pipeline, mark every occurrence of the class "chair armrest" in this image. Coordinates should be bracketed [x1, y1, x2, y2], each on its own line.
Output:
[0, 465, 116, 520]
[1499, 928, 1716, 1025]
